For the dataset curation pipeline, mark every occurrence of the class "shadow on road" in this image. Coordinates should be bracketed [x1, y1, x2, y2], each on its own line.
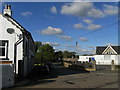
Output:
[55, 63, 89, 76]
[23, 63, 89, 87]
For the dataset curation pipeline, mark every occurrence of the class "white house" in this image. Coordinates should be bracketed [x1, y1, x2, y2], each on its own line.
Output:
[78, 55, 95, 62]
[78, 45, 120, 65]
[95, 45, 120, 65]
[0, 5, 35, 78]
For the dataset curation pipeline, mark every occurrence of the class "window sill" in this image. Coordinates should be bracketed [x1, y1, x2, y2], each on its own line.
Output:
[0, 61, 13, 64]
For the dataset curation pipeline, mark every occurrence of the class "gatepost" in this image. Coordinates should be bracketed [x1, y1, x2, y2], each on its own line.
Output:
[111, 60, 115, 71]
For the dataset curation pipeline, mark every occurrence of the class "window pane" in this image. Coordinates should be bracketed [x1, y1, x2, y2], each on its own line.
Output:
[0, 48, 5, 56]
[0, 42, 5, 46]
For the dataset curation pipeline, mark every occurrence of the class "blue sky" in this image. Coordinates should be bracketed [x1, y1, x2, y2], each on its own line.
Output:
[2, 2, 118, 55]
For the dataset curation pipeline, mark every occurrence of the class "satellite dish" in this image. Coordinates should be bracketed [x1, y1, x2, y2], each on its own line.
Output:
[7, 28, 15, 34]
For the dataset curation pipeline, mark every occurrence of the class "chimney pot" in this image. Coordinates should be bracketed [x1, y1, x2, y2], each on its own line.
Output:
[7, 5, 11, 10]
[5, 5, 8, 9]
[4, 5, 12, 16]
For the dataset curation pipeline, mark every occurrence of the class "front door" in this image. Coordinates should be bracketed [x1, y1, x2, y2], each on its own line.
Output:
[18, 60, 24, 78]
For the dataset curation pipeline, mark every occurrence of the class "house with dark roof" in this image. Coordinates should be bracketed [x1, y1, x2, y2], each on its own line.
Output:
[0, 5, 35, 80]
[95, 45, 120, 65]
[78, 45, 120, 65]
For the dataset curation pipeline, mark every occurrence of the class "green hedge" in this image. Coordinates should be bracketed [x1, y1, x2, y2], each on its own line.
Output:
[115, 65, 120, 69]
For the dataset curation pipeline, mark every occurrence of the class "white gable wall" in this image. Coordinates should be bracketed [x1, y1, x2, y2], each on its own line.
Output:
[0, 14, 23, 74]
[0, 12, 34, 78]
[103, 46, 117, 55]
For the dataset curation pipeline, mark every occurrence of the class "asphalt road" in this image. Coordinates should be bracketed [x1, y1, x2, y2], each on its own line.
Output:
[15, 63, 119, 88]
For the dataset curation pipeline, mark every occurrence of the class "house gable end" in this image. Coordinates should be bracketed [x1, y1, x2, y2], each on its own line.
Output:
[102, 46, 117, 55]
[3, 14, 34, 43]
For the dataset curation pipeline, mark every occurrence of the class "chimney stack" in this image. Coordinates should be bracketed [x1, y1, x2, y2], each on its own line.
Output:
[4, 5, 12, 16]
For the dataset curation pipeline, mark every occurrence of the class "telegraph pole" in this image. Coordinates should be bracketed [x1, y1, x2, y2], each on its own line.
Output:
[76, 41, 78, 55]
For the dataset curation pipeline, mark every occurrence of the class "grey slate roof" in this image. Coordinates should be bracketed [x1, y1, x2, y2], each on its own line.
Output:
[112, 46, 120, 54]
[96, 46, 120, 54]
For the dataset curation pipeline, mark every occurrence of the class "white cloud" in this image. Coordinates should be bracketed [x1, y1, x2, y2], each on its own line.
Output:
[103, 4, 118, 15]
[61, 2, 93, 17]
[21, 11, 32, 16]
[88, 46, 95, 48]
[58, 35, 72, 40]
[79, 37, 88, 41]
[41, 26, 63, 35]
[83, 19, 93, 24]
[64, 45, 74, 47]
[42, 42, 60, 46]
[73, 23, 84, 29]
[64, 44, 80, 48]
[87, 24, 102, 30]
[55, 48, 67, 52]
[61, 2, 105, 18]
[88, 8, 105, 18]
[50, 6, 57, 14]
[78, 48, 95, 55]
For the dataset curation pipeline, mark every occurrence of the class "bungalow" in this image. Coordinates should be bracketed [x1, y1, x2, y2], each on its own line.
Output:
[78, 45, 120, 65]
[0, 5, 35, 78]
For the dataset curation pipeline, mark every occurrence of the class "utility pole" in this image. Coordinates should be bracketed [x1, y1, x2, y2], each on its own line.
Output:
[76, 41, 78, 55]
[74, 41, 78, 63]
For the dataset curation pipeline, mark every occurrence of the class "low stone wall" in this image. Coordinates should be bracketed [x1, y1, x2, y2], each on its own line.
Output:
[63, 58, 78, 61]
[63, 62, 72, 67]
[0, 64, 14, 88]
[63, 61, 96, 71]
[96, 65, 117, 71]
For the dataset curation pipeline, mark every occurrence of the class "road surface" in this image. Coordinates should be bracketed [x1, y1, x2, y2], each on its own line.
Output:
[15, 63, 119, 88]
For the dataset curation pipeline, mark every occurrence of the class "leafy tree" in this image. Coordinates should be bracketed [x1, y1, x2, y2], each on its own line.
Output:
[63, 51, 76, 58]
[34, 41, 42, 53]
[35, 44, 55, 64]
[34, 52, 43, 64]
[55, 51, 63, 61]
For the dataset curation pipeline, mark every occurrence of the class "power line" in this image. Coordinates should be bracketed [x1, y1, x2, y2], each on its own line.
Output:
[62, 21, 118, 43]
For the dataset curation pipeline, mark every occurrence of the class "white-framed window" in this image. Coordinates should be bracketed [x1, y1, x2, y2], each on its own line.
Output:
[107, 51, 111, 55]
[0, 40, 8, 59]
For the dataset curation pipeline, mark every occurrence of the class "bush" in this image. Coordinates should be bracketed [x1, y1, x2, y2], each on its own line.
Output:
[115, 65, 120, 69]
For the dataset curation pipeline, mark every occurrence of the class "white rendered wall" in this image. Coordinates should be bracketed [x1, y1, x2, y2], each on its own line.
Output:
[78, 55, 120, 65]
[95, 55, 120, 65]
[0, 14, 23, 74]
[78, 56, 95, 62]
[95, 55, 105, 65]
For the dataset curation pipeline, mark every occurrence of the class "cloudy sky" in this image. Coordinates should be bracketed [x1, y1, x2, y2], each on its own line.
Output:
[3, 2, 118, 55]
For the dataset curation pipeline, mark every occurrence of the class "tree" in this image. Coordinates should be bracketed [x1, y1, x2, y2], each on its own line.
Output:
[55, 51, 63, 61]
[63, 51, 76, 58]
[34, 41, 42, 53]
[35, 44, 55, 64]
